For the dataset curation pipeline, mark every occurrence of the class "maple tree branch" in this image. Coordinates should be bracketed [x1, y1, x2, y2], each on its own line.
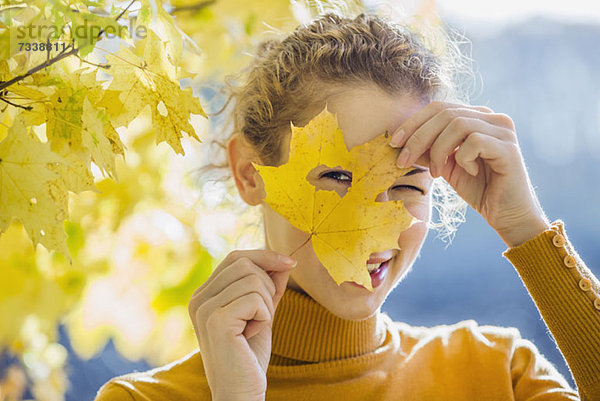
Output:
[0, 46, 78, 92]
[0, 0, 135, 93]
[114, 0, 136, 25]
[0, 95, 33, 111]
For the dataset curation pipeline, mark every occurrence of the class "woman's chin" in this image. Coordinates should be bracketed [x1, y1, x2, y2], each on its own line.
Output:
[330, 294, 383, 320]
[317, 281, 385, 320]
[326, 259, 407, 319]
[290, 257, 406, 320]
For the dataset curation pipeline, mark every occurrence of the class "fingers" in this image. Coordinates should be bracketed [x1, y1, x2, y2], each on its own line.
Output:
[192, 249, 296, 299]
[428, 118, 516, 177]
[221, 249, 297, 275]
[189, 249, 297, 338]
[388, 101, 517, 176]
[206, 277, 275, 339]
[203, 292, 271, 342]
[197, 257, 278, 302]
[453, 132, 518, 177]
[389, 101, 494, 148]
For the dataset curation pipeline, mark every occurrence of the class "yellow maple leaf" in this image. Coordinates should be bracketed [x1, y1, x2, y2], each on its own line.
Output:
[11, 68, 121, 180]
[103, 30, 206, 155]
[0, 116, 91, 260]
[252, 105, 418, 291]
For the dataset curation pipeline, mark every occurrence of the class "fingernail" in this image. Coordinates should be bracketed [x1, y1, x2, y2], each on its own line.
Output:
[281, 255, 297, 266]
[397, 147, 410, 167]
[389, 129, 404, 147]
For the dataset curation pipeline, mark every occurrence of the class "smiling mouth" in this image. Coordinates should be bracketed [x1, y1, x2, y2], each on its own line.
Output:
[366, 255, 393, 273]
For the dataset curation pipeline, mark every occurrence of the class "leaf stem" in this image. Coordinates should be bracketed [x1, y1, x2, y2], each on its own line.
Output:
[288, 233, 313, 258]
[76, 56, 110, 69]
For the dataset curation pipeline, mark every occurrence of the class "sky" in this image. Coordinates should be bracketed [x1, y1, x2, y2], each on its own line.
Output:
[436, 0, 600, 25]
[368, 0, 600, 34]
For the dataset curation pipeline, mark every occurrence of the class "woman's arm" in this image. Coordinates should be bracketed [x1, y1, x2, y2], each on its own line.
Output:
[503, 219, 600, 400]
[388, 101, 599, 400]
[510, 336, 581, 401]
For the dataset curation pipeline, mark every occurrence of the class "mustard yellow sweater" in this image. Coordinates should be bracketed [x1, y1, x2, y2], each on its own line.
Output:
[94, 220, 600, 400]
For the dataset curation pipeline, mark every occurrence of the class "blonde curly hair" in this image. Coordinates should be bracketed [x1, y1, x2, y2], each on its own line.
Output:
[193, 8, 476, 246]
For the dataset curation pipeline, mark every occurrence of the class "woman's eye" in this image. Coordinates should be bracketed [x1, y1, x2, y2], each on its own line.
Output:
[320, 171, 424, 194]
[391, 185, 425, 194]
[321, 171, 352, 183]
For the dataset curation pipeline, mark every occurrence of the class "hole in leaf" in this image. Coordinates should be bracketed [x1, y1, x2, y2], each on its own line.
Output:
[306, 164, 352, 198]
[157, 100, 168, 117]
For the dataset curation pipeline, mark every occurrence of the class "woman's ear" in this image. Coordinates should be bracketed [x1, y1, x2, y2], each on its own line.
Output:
[227, 133, 265, 206]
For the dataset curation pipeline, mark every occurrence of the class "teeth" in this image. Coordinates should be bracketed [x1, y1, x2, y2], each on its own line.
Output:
[367, 262, 382, 273]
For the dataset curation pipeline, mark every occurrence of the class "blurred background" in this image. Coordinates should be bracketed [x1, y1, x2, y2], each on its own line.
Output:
[1, 0, 599, 399]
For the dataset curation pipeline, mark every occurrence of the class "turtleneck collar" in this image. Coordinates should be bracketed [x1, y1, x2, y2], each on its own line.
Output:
[270, 286, 387, 364]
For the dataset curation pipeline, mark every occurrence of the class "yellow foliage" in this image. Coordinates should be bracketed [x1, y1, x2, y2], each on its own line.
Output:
[171, 0, 298, 79]
[0, 222, 84, 351]
[0, 0, 216, 396]
[0, 116, 93, 260]
[104, 30, 206, 155]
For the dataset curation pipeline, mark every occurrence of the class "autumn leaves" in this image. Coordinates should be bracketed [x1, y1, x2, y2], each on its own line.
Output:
[1, 25, 206, 261]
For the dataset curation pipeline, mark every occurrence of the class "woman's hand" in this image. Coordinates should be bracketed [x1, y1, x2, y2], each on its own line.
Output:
[389, 101, 551, 248]
[188, 250, 297, 401]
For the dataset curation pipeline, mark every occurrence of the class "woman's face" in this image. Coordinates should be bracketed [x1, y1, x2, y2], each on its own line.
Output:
[233, 84, 434, 320]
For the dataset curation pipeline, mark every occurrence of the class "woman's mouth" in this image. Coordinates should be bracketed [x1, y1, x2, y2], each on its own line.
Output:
[367, 260, 384, 273]
[351, 256, 392, 289]
[367, 258, 389, 288]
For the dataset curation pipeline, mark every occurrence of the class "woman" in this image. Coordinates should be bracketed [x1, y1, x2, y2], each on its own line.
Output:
[95, 11, 600, 401]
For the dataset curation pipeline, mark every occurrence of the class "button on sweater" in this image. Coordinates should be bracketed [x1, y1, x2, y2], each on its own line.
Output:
[94, 220, 600, 400]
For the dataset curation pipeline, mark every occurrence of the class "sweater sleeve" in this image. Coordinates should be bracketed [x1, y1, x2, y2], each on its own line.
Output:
[94, 381, 136, 401]
[511, 337, 580, 400]
[502, 219, 600, 401]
